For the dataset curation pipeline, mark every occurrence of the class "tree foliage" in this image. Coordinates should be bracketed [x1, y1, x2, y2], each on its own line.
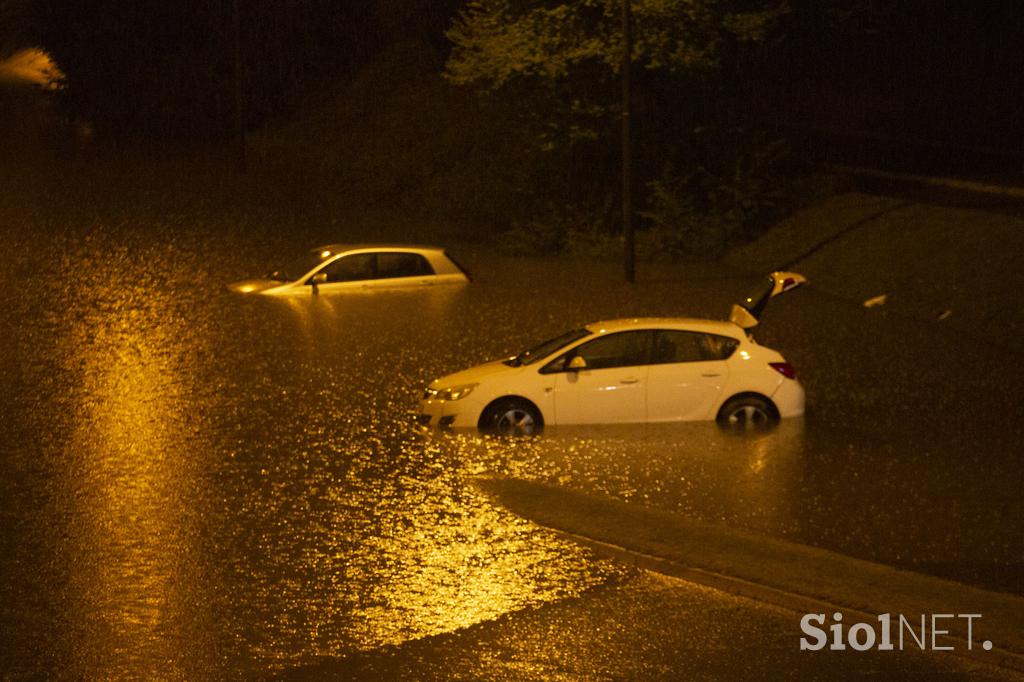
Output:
[446, 0, 787, 91]
[444, 0, 791, 176]
[444, 0, 793, 248]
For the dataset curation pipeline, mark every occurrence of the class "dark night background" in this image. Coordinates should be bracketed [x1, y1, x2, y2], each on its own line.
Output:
[20, 0, 1024, 141]
[5, 0, 1024, 247]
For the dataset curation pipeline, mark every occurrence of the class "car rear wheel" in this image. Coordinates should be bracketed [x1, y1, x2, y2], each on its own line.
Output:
[480, 399, 542, 436]
[717, 395, 777, 429]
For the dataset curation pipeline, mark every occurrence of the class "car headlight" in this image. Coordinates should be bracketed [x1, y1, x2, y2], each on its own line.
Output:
[429, 383, 477, 401]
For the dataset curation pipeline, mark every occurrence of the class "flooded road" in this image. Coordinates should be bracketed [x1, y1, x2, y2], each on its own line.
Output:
[0, 213, 1021, 678]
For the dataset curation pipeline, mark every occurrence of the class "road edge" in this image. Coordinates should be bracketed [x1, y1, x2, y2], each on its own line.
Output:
[475, 476, 1024, 676]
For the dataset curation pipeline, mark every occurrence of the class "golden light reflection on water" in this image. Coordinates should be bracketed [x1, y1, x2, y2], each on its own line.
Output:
[21, 237, 816, 679]
[277, 285, 466, 336]
[357, 494, 567, 645]
[11, 232, 1020, 679]
[43, 263, 804, 677]
[59, 282, 203, 678]
[442, 420, 808, 534]
[237, 436, 619, 672]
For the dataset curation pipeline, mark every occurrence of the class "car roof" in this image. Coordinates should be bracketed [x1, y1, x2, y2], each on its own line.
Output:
[312, 243, 446, 256]
[584, 317, 743, 338]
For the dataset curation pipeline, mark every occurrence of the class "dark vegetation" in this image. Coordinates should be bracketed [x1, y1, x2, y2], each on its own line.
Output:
[8, 1, 1024, 257]
[28, 0, 459, 138]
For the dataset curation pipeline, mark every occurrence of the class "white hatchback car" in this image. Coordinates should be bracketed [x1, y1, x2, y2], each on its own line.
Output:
[228, 244, 470, 294]
[418, 273, 806, 435]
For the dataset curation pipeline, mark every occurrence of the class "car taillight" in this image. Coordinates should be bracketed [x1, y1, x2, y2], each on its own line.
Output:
[769, 362, 797, 379]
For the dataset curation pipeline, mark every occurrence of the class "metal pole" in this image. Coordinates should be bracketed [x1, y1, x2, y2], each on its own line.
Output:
[621, 0, 634, 283]
[233, 0, 246, 171]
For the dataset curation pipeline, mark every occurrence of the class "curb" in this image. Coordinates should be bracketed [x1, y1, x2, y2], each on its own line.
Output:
[548, 526, 1024, 677]
[474, 477, 1024, 678]
[831, 164, 1024, 200]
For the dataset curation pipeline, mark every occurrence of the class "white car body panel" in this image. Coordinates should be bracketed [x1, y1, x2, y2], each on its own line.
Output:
[552, 366, 648, 424]
[645, 359, 728, 421]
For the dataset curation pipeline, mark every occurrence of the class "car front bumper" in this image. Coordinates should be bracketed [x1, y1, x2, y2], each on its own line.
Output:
[417, 398, 476, 429]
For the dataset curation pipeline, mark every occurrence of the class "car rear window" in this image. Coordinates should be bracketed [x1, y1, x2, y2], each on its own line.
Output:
[650, 330, 738, 363]
[443, 251, 472, 280]
[699, 333, 739, 360]
[377, 252, 434, 278]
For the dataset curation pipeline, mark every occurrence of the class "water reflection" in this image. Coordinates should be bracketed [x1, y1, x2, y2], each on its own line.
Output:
[276, 283, 467, 348]
[440, 419, 808, 534]
[11, 243, 625, 678]
[2, 225, 1020, 678]
[57, 280, 206, 678]
[216, 426, 620, 673]
[435, 414, 1022, 594]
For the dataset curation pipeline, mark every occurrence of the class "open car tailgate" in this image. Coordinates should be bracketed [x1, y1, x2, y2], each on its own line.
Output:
[729, 271, 807, 329]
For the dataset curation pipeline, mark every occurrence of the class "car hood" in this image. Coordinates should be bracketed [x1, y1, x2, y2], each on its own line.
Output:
[431, 359, 517, 388]
[227, 278, 290, 294]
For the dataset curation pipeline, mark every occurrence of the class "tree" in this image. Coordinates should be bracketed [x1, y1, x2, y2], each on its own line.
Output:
[444, 0, 791, 255]
[445, 0, 787, 146]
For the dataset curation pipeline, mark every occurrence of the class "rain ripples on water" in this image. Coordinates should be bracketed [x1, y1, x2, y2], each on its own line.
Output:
[0, 223, 1020, 678]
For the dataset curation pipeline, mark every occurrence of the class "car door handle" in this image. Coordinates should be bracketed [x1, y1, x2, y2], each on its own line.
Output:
[620, 378, 640, 384]
[701, 372, 721, 377]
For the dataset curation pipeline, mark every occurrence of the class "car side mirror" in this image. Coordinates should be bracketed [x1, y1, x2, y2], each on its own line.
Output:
[309, 272, 328, 286]
[567, 356, 587, 371]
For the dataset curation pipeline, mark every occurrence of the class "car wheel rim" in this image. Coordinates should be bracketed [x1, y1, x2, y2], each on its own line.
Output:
[727, 405, 768, 426]
[496, 409, 535, 436]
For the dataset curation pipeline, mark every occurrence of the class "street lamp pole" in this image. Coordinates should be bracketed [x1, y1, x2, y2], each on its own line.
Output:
[621, 0, 634, 283]
[232, 0, 246, 172]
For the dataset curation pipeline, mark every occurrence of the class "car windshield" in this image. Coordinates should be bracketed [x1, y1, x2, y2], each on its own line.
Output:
[506, 328, 591, 367]
[269, 248, 335, 282]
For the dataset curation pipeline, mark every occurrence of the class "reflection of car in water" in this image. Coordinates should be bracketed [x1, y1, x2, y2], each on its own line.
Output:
[228, 244, 470, 294]
[418, 272, 807, 436]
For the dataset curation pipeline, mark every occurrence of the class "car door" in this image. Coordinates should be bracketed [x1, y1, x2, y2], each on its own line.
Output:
[546, 331, 651, 424]
[645, 330, 733, 421]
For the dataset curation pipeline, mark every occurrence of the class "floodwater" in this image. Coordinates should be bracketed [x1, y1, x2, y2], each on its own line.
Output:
[0, 219, 1021, 678]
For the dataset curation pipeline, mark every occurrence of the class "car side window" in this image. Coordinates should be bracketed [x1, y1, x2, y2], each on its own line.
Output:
[698, 333, 739, 361]
[314, 253, 376, 283]
[650, 330, 739, 363]
[545, 331, 651, 372]
[650, 331, 704, 364]
[377, 252, 434, 279]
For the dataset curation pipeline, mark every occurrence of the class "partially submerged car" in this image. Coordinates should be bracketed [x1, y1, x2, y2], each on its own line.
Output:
[229, 244, 470, 294]
[418, 272, 807, 435]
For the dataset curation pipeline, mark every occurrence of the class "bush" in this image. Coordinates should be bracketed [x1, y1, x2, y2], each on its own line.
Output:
[497, 202, 621, 258]
[640, 134, 792, 259]
[497, 217, 567, 256]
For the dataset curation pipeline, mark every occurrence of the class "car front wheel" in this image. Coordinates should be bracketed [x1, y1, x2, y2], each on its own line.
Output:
[717, 395, 778, 429]
[480, 399, 542, 436]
